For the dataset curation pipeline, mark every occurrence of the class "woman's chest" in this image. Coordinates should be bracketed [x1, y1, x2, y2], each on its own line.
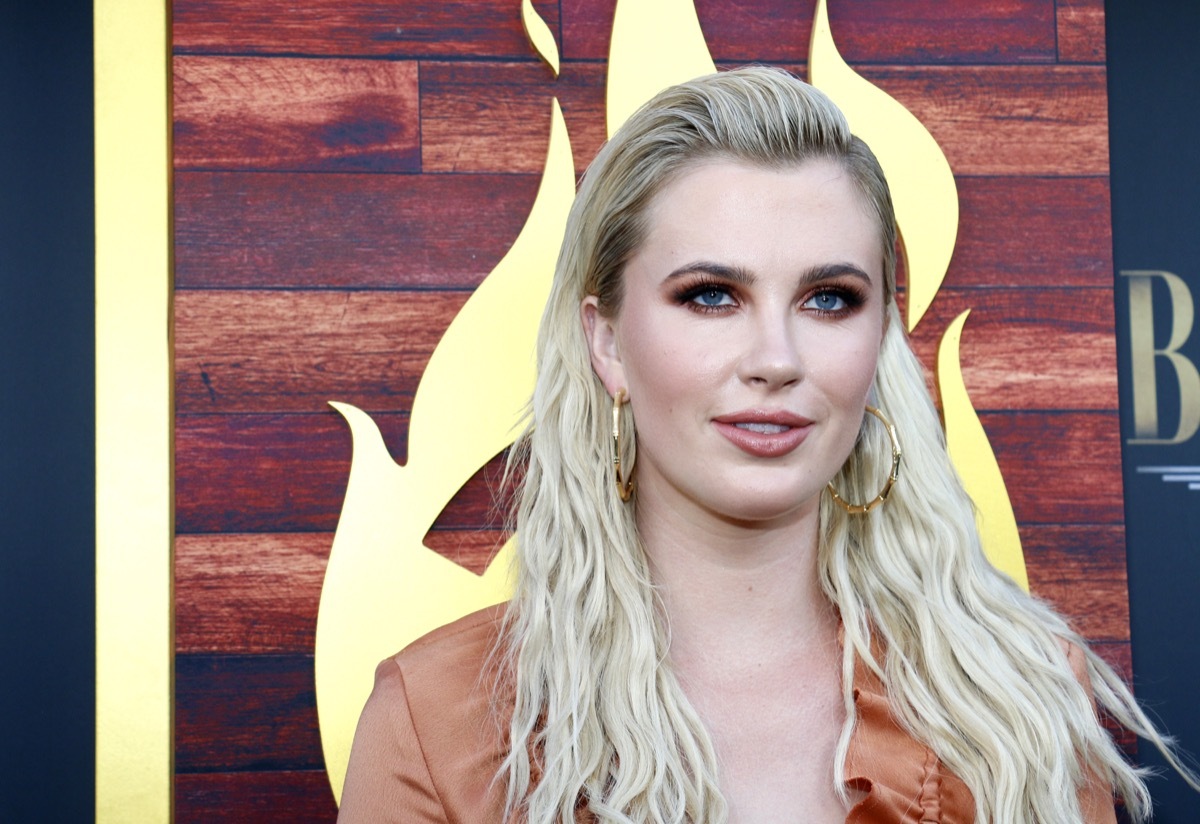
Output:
[684, 659, 852, 823]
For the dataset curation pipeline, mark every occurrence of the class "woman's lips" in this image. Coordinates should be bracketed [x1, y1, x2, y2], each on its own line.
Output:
[712, 411, 813, 458]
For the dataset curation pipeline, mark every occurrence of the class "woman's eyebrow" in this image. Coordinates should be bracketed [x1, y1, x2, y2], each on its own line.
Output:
[664, 261, 872, 287]
[664, 261, 755, 284]
[800, 262, 873, 287]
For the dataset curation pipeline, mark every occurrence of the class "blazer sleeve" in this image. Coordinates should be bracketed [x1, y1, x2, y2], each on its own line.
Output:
[337, 658, 449, 823]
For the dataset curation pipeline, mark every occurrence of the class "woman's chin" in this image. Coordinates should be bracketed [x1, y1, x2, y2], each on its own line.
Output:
[703, 489, 822, 531]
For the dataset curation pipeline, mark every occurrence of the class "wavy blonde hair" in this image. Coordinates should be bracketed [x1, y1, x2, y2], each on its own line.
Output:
[499, 66, 1190, 823]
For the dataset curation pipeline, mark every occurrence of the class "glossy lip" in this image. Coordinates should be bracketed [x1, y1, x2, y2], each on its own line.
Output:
[711, 409, 814, 458]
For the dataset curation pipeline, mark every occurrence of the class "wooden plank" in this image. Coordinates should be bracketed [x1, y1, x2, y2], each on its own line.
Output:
[420, 60, 607, 176]
[175, 412, 364, 534]
[1057, 0, 1106, 64]
[173, 171, 539, 289]
[947, 177, 1112, 289]
[173, 56, 420, 172]
[983, 410, 1123, 525]
[175, 533, 333, 654]
[858, 65, 1109, 176]
[1022, 525, 1129, 642]
[176, 770, 338, 823]
[563, 0, 1057, 65]
[175, 653, 322, 772]
[175, 285, 1117, 415]
[175, 524, 1124, 656]
[418, 61, 1108, 176]
[173, 0, 561, 60]
[177, 410, 1120, 533]
[906, 285, 1118, 414]
[173, 172, 1110, 291]
[175, 412, 512, 534]
[175, 529, 506, 654]
[174, 289, 466, 414]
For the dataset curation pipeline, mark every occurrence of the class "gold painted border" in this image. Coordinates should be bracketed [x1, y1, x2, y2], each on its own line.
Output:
[94, 0, 173, 820]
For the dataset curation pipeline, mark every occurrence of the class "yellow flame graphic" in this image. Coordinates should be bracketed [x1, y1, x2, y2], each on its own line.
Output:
[314, 14, 574, 794]
[522, 0, 560, 76]
[808, 0, 958, 334]
[607, 0, 715, 136]
[938, 312, 1029, 588]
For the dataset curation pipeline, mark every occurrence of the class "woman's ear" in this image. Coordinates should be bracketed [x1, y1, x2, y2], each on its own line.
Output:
[581, 296, 627, 397]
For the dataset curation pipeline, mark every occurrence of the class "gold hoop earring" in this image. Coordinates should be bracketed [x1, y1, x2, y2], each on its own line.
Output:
[827, 405, 902, 515]
[612, 389, 634, 502]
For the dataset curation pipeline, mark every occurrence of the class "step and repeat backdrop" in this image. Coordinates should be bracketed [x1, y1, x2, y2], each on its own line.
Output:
[170, 0, 1134, 819]
[5, 0, 1200, 821]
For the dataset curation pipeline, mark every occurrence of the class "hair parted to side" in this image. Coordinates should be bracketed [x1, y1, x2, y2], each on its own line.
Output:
[500, 65, 1190, 823]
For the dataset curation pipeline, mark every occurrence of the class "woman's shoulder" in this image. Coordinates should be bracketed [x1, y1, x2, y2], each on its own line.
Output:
[376, 601, 513, 734]
[388, 601, 508, 679]
[338, 603, 512, 822]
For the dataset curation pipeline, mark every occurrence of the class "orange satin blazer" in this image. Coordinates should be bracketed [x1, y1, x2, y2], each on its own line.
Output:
[337, 605, 1117, 823]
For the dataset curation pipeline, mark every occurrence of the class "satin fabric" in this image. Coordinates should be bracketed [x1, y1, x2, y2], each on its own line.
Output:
[338, 604, 1117, 823]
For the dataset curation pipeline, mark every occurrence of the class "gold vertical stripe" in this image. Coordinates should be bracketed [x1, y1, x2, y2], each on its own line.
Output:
[94, 0, 172, 820]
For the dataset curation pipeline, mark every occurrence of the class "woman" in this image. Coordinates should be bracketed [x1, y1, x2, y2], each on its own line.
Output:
[338, 67, 1187, 822]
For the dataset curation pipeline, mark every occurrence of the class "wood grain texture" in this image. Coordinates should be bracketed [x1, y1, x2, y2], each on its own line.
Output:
[1057, 0, 1107, 64]
[173, 0, 560, 60]
[176, 653, 322, 772]
[1021, 525, 1129, 641]
[176, 770, 338, 823]
[174, 171, 539, 289]
[173, 56, 420, 172]
[174, 174, 1111, 290]
[176, 533, 334, 654]
[418, 61, 1109, 176]
[174, 289, 467, 414]
[947, 177, 1112, 288]
[171, 0, 1130, 807]
[175, 411, 514, 534]
[177, 410, 1120, 534]
[908, 286, 1118, 414]
[419, 60, 606, 175]
[984, 411, 1123, 525]
[176, 524, 1126, 656]
[175, 412, 362, 534]
[858, 66, 1110, 176]
[562, 0, 1057, 65]
[176, 285, 1116, 415]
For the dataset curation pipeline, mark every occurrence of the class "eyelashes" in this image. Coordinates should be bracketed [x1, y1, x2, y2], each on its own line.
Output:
[677, 282, 737, 311]
[670, 276, 868, 317]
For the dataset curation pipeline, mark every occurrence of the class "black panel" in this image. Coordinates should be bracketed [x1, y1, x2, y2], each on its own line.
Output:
[0, 0, 96, 819]
[1108, 0, 1200, 819]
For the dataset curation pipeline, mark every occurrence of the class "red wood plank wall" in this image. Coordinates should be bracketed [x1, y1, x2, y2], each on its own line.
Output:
[172, 0, 1120, 819]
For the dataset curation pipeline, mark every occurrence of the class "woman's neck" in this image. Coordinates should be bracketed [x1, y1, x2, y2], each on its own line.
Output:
[635, 490, 836, 667]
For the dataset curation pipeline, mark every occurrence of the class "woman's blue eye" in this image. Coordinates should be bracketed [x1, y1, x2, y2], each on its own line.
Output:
[692, 288, 733, 307]
[806, 291, 847, 312]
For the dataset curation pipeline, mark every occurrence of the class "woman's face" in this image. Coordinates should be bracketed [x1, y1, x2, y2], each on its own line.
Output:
[583, 158, 886, 528]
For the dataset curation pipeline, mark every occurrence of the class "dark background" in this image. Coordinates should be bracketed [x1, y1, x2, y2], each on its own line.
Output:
[1108, 1, 1200, 820]
[0, 0, 96, 821]
[1, 0, 1198, 820]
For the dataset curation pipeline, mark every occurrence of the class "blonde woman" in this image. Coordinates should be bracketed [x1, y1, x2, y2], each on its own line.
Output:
[338, 67, 1191, 823]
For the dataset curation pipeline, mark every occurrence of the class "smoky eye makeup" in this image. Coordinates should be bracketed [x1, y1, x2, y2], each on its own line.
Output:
[669, 276, 741, 313]
[800, 278, 870, 316]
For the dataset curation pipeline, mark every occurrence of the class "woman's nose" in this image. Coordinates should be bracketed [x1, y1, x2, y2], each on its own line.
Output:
[737, 313, 803, 389]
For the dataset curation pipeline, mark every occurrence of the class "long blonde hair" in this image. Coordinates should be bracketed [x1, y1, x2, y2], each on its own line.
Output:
[500, 66, 1187, 823]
